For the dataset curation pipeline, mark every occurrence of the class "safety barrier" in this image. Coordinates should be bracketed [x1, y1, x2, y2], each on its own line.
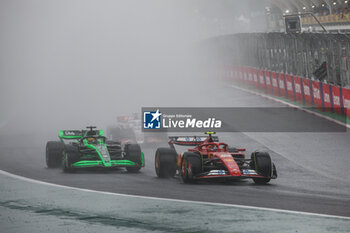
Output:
[225, 66, 350, 118]
[219, 32, 350, 88]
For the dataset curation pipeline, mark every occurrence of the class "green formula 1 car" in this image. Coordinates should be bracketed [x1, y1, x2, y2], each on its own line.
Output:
[45, 126, 144, 173]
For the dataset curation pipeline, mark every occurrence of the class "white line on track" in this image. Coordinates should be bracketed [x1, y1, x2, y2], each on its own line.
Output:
[230, 85, 350, 129]
[1, 169, 350, 220]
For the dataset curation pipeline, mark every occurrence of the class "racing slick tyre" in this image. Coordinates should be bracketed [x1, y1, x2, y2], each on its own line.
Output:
[180, 152, 202, 184]
[155, 148, 177, 178]
[62, 145, 80, 173]
[124, 144, 142, 173]
[250, 151, 273, 184]
[62, 152, 79, 173]
[46, 141, 64, 168]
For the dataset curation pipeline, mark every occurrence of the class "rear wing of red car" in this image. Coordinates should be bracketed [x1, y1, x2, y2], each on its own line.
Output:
[168, 136, 219, 146]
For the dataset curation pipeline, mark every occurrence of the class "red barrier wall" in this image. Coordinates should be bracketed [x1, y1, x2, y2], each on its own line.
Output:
[258, 70, 265, 90]
[248, 67, 254, 86]
[252, 68, 259, 88]
[311, 81, 322, 109]
[243, 67, 249, 84]
[342, 88, 350, 117]
[265, 71, 273, 94]
[270, 72, 279, 96]
[302, 78, 312, 105]
[285, 74, 294, 101]
[293, 76, 303, 102]
[278, 73, 286, 97]
[238, 67, 243, 82]
[229, 66, 349, 120]
[237, 66, 242, 82]
[332, 86, 342, 114]
[322, 83, 332, 111]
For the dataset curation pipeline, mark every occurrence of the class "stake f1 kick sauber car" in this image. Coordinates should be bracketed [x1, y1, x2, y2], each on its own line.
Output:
[45, 126, 144, 173]
[155, 132, 277, 184]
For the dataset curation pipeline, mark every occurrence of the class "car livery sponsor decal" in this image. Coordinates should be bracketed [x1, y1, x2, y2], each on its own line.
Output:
[63, 130, 82, 136]
[208, 170, 226, 176]
[242, 169, 258, 175]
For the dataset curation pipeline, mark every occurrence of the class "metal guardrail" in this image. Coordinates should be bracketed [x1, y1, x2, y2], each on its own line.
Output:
[220, 33, 350, 88]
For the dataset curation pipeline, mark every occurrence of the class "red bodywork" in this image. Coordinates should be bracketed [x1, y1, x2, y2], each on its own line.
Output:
[169, 135, 265, 180]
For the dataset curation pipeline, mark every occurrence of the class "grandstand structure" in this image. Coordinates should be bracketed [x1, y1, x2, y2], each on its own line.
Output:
[266, 0, 350, 31]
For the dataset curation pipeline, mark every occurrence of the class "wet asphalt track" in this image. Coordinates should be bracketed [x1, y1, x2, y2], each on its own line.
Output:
[0, 86, 349, 217]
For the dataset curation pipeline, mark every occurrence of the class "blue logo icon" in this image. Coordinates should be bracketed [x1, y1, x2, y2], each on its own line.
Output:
[143, 109, 162, 129]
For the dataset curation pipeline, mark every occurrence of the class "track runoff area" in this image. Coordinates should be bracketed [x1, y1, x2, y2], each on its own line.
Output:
[1, 170, 350, 233]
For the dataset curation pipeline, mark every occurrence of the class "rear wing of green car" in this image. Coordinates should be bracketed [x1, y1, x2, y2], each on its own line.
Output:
[59, 130, 104, 139]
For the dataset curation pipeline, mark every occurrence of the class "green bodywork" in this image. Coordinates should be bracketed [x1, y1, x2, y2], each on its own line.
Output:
[58, 130, 144, 169]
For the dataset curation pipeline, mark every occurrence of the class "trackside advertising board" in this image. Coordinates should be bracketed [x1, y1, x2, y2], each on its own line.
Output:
[258, 70, 266, 90]
[342, 87, 350, 117]
[248, 67, 254, 86]
[270, 71, 279, 96]
[265, 71, 273, 94]
[293, 76, 303, 102]
[229, 66, 349, 120]
[312, 80, 323, 109]
[302, 78, 312, 105]
[243, 67, 248, 84]
[278, 73, 286, 97]
[285, 74, 294, 101]
[322, 83, 332, 111]
[332, 86, 342, 114]
[252, 68, 259, 88]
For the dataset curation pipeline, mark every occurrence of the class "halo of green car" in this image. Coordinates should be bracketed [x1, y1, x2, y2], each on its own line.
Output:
[46, 126, 145, 173]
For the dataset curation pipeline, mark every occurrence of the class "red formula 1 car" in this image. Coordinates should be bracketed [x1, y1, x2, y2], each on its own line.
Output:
[154, 132, 277, 184]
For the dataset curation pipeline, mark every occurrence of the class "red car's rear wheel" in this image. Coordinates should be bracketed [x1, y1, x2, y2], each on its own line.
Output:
[154, 148, 177, 178]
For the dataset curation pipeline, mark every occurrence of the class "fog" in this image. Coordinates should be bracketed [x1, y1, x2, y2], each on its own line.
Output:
[0, 0, 266, 136]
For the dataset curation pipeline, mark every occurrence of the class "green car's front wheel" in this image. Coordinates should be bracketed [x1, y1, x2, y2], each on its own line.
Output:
[46, 141, 64, 168]
[62, 152, 78, 173]
[124, 144, 142, 173]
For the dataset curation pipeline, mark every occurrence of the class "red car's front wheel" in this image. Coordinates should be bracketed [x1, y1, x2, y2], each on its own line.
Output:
[180, 152, 202, 183]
